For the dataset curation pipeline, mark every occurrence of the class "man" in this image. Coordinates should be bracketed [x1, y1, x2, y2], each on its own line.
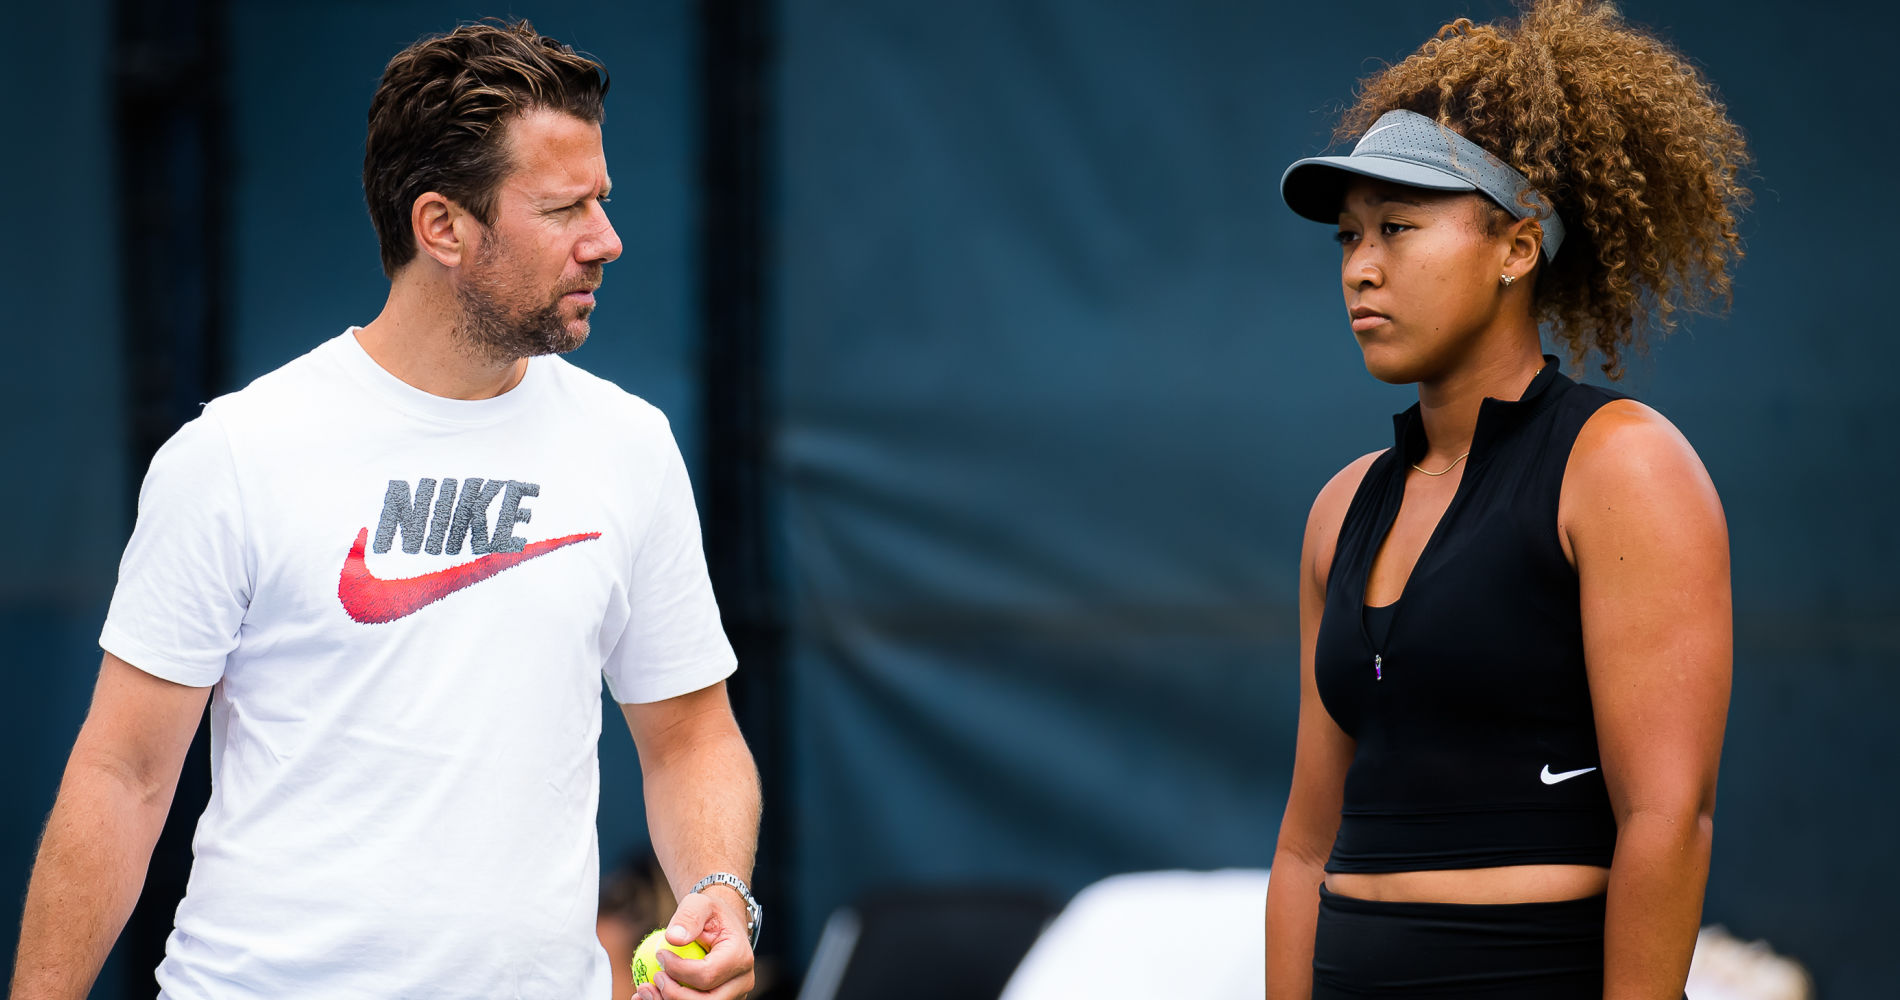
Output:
[11, 21, 759, 1000]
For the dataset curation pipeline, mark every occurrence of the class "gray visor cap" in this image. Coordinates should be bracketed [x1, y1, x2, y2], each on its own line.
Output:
[1280, 110, 1565, 261]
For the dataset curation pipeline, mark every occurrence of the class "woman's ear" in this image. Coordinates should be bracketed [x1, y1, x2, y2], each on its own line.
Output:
[1501, 216, 1543, 286]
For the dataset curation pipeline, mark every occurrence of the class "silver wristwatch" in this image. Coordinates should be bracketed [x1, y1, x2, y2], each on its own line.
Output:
[690, 872, 762, 949]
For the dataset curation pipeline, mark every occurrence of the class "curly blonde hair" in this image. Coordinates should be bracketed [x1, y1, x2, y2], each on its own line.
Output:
[1338, 0, 1750, 377]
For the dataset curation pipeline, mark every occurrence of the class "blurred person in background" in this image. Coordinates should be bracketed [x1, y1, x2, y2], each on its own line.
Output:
[597, 850, 780, 1000]
[599, 851, 679, 1000]
[1265, 1, 1745, 996]
[11, 20, 758, 1000]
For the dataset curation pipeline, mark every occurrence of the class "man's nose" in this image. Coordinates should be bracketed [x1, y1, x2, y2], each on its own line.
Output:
[581, 206, 622, 265]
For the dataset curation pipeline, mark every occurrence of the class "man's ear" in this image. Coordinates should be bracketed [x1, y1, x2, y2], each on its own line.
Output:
[411, 192, 479, 268]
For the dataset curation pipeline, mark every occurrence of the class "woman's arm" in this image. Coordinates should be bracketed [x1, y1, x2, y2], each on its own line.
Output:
[1564, 401, 1732, 1000]
[1265, 453, 1376, 998]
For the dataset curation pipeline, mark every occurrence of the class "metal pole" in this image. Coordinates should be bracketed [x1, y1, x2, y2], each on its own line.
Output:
[696, 0, 790, 990]
[112, 0, 227, 989]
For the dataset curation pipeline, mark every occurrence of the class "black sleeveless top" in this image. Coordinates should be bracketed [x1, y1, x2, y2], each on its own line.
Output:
[1315, 359, 1623, 873]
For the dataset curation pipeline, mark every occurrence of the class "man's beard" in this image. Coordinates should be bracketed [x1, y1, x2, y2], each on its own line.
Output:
[453, 242, 597, 365]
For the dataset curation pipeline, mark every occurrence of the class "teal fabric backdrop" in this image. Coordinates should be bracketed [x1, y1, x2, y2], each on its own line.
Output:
[774, 1, 1897, 994]
[1, 0, 128, 991]
[3, 2, 1895, 996]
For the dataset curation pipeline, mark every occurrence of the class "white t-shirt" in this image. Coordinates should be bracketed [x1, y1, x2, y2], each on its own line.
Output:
[101, 330, 736, 999]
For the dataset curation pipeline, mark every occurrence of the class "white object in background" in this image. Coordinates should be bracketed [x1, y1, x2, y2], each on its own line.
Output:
[1686, 925, 1813, 1000]
[1001, 869, 1270, 1000]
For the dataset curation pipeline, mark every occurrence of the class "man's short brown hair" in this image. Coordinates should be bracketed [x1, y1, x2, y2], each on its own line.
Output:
[363, 20, 609, 278]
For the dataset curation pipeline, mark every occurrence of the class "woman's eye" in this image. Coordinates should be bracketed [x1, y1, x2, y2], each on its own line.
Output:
[1333, 230, 1359, 246]
[1380, 222, 1411, 236]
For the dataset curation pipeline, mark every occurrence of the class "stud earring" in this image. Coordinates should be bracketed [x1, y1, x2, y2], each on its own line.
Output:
[1500, 273, 1517, 286]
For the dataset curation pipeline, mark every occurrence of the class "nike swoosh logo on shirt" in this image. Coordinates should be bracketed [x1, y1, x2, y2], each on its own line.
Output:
[337, 526, 601, 624]
[1540, 765, 1599, 785]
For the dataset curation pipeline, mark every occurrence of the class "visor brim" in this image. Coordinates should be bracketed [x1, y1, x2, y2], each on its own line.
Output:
[1279, 154, 1479, 224]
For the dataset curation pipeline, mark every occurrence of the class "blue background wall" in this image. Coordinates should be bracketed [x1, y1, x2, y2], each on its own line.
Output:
[2, 0, 128, 992]
[775, 1, 1897, 993]
[4, 1, 1895, 996]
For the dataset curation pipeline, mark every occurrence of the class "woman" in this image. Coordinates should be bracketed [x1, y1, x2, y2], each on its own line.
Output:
[1264, 1, 1747, 996]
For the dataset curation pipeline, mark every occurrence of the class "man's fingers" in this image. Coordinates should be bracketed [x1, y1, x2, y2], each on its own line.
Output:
[665, 892, 716, 947]
[656, 938, 748, 991]
[656, 926, 754, 994]
[654, 890, 754, 996]
[654, 945, 705, 987]
[652, 960, 755, 1000]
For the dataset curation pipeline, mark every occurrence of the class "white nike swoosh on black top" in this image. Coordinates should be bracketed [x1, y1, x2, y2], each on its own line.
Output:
[1540, 765, 1599, 785]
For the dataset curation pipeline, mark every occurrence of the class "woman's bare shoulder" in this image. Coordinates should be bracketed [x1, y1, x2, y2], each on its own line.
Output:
[1568, 398, 1715, 497]
[1304, 449, 1386, 588]
[1562, 398, 1724, 560]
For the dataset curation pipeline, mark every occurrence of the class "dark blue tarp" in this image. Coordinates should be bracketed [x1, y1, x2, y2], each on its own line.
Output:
[774, 1, 1900, 993]
[1, 0, 128, 991]
[5, 2, 1898, 996]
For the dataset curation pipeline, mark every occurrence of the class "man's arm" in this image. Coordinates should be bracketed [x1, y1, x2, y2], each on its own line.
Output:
[11, 652, 211, 1000]
[621, 680, 760, 1000]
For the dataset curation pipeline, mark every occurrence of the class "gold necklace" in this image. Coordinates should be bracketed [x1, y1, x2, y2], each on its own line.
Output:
[1411, 452, 1468, 477]
[1409, 363, 1544, 478]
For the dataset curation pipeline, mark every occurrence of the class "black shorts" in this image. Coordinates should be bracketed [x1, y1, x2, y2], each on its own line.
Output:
[1312, 883, 1611, 998]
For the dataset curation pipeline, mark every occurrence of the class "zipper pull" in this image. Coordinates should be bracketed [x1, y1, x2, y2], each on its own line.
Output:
[1374, 654, 1383, 681]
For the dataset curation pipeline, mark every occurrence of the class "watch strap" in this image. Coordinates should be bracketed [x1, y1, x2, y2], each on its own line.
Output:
[690, 872, 761, 949]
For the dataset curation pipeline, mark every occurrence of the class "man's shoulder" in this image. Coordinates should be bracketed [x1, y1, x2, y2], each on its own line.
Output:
[536, 356, 671, 433]
[203, 333, 348, 422]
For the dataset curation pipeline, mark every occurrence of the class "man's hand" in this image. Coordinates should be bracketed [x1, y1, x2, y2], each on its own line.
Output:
[634, 886, 754, 1000]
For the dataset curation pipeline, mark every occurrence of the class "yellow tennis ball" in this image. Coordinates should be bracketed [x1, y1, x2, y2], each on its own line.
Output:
[631, 927, 707, 986]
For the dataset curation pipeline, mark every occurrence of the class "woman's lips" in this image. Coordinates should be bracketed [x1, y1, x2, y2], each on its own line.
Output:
[1350, 314, 1389, 333]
